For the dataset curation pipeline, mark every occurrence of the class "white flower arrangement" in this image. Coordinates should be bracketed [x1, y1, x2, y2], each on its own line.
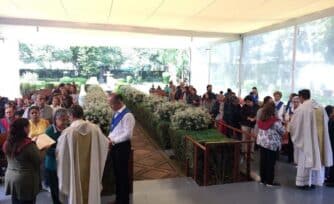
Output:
[143, 95, 168, 112]
[119, 86, 147, 104]
[119, 85, 168, 111]
[119, 85, 212, 131]
[155, 101, 187, 121]
[84, 85, 113, 134]
[171, 107, 212, 130]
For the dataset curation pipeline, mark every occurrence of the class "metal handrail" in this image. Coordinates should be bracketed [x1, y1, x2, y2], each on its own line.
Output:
[215, 120, 257, 140]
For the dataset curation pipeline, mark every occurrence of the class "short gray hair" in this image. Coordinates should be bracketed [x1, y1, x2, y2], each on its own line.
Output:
[53, 108, 68, 124]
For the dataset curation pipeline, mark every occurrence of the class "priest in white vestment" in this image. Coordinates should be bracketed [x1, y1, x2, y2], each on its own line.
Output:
[56, 105, 109, 204]
[290, 89, 333, 189]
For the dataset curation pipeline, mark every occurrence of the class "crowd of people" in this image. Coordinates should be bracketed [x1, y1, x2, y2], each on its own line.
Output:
[0, 83, 135, 204]
[0, 80, 334, 203]
[151, 82, 334, 189]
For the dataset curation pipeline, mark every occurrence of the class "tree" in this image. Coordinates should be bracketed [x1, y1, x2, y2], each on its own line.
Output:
[19, 43, 34, 63]
[67, 46, 126, 77]
[322, 18, 334, 64]
[18, 43, 189, 81]
[52, 48, 72, 63]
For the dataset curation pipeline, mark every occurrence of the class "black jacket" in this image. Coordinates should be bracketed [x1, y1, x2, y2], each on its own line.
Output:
[240, 104, 259, 128]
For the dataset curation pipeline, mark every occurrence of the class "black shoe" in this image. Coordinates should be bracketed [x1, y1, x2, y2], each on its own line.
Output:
[325, 182, 334, 187]
[266, 182, 280, 187]
[297, 185, 310, 190]
[310, 185, 316, 189]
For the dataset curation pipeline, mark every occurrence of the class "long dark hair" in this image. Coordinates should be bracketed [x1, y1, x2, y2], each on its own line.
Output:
[4, 118, 30, 157]
[262, 96, 272, 107]
[260, 102, 276, 121]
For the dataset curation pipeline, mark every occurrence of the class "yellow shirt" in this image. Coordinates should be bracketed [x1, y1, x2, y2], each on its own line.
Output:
[29, 119, 50, 138]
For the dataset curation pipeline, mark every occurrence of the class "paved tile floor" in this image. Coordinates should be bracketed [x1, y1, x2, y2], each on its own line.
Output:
[132, 123, 181, 180]
[2, 167, 334, 204]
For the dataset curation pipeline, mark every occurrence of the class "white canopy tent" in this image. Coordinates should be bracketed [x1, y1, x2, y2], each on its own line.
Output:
[0, 0, 334, 34]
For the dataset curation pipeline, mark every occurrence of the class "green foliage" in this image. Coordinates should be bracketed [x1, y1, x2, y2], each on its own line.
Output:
[59, 76, 87, 85]
[59, 76, 73, 83]
[19, 43, 127, 77]
[162, 72, 171, 84]
[20, 81, 56, 95]
[169, 128, 226, 164]
[73, 77, 87, 85]
[130, 48, 190, 81]
[19, 43, 34, 63]
[120, 85, 212, 150]
[45, 83, 55, 89]
[156, 121, 171, 149]
[121, 85, 239, 184]
[19, 43, 190, 83]
[20, 83, 37, 95]
[154, 101, 187, 122]
[170, 128, 238, 184]
[65, 46, 126, 77]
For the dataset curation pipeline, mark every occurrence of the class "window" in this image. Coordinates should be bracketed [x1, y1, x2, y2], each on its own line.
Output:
[210, 40, 240, 94]
[295, 16, 334, 105]
[242, 28, 294, 102]
[190, 47, 211, 95]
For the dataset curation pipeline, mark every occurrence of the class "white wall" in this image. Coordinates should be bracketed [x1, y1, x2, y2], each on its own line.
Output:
[0, 37, 21, 99]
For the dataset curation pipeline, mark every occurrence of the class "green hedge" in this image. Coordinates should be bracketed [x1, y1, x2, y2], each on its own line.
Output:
[123, 97, 170, 148]
[169, 128, 238, 185]
[20, 82, 57, 95]
[156, 121, 171, 149]
[120, 85, 241, 185]
[59, 76, 87, 85]
[169, 129, 227, 163]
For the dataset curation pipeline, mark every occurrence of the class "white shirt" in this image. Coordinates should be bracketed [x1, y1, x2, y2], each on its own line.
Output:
[275, 100, 285, 121]
[108, 106, 135, 144]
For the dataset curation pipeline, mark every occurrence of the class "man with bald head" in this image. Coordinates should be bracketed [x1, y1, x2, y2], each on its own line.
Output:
[108, 93, 135, 204]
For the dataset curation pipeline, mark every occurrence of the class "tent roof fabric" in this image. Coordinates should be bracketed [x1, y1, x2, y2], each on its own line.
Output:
[0, 0, 334, 35]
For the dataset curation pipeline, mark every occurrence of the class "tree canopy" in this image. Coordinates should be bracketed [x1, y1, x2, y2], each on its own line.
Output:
[19, 43, 190, 79]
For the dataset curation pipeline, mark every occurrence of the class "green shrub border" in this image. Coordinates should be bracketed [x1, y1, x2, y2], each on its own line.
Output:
[120, 85, 240, 185]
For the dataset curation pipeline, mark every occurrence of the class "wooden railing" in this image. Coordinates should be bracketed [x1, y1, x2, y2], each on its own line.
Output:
[184, 121, 256, 186]
[184, 136, 208, 185]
